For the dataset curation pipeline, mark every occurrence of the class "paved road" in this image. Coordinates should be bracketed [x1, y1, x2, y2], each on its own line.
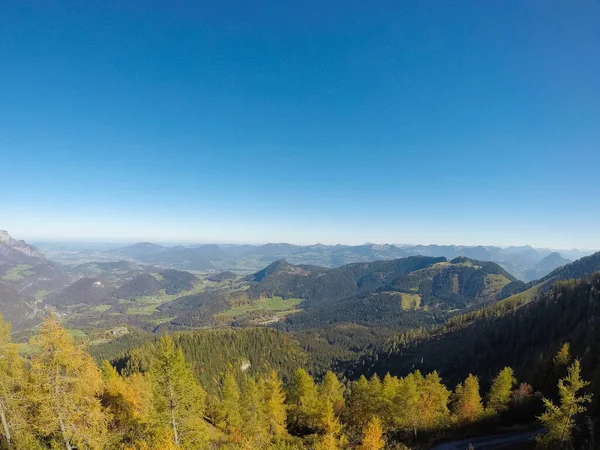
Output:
[431, 429, 541, 450]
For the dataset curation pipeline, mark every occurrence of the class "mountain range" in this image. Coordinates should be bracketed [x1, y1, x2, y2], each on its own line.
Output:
[3, 229, 600, 335]
[35, 238, 594, 281]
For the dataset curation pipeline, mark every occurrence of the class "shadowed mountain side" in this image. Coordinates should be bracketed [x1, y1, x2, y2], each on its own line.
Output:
[357, 273, 600, 394]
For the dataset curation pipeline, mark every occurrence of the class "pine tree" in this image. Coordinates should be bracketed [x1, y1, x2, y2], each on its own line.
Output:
[452, 374, 484, 425]
[29, 314, 107, 450]
[537, 360, 592, 449]
[148, 335, 207, 449]
[359, 416, 385, 450]
[486, 367, 517, 413]
[0, 314, 27, 448]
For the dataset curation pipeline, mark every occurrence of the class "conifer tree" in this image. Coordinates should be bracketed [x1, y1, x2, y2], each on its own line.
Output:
[101, 361, 162, 448]
[399, 371, 421, 437]
[553, 343, 571, 367]
[220, 369, 244, 442]
[0, 314, 27, 448]
[287, 369, 320, 433]
[452, 374, 484, 425]
[419, 371, 451, 431]
[148, 335, 207, 449]
[263, 370, 288, 438]
[359, 416, 385, 450]
[319, 371, 345, 416]
[346, 376, 372, 431]
[537, 360, 592, 449]
[241, 376, 269, 448]
[314, 402, 345, 450]
[29, 314, 107, 450]
[486, 367, 516, 413]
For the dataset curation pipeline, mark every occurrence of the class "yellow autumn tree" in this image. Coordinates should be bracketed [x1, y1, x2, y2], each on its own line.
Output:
[452, 374, 484, 425]
[537, 360, 591, 449]
[0, 313, 34, 449]
[287, 369, 321, 433]
[553, 343, 571, 367]
[486, 367, 516, 413]
[314, 402, 346, 450]
[148, 335, 207, 449]
[240, 376, 269, 449]
[29, 314, 107, 450]
[262, 370, 288, 438]
[219, 368, 244, 442]
[319, 371, 345, 417]
[359, 416, 385, 450]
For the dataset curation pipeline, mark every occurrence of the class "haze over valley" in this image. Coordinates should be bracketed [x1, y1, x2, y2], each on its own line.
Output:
[2, 1, 600, 449]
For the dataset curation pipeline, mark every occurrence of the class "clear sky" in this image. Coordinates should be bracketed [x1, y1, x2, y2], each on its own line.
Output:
[1, 1, 599, 248]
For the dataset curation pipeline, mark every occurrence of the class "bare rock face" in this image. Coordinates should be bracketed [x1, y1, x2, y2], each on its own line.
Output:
[0, 230, 46, 264]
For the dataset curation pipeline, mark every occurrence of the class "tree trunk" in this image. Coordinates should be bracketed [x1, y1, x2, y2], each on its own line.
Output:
[0, 398, 12, 447]
[58, 413, 73, 450]
[54, 368, 72, 450]
[169, 383, 179, 447]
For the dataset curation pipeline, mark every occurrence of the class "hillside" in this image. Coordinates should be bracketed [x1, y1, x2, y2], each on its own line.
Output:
[80, 240, 591, 279]
[0, 229, 47, 265]
[523, 251, 571, 281]
[112, 327, 308, 392]
[358, 273, 600, 402]
[45, 277, 114, 306]
[47, 269, 201, 306]
[505, 250, 600, 300]
[109, 242, 216, 271]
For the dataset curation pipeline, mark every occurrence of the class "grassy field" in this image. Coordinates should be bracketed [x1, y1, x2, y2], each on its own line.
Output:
[216, 296, 304, 319]
[401, 293, 422, 309]
[92, 304, 112, 312]
[120, 282, 207, 315]
[482, 273, 512, 298]
[1, 264, 34, 281]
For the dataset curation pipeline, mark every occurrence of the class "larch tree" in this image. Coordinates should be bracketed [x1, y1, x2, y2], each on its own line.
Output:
[29, 314, 107, 450]
[241, 376, 269, 449]
[287, 369, 320, 434]
[359, 416, 385, 450]
[262, 370, 288, 438]
[314, 402, 345, 450]
[486, 367, 517, 413]
[419, 371, 451, 431]
[0, 314, 27, 448]
[319, 371, 345, 417]
[452, 374, 484, 425]
[219, 369, 244, 442]
[148, 335, 207, 449]
[537, 360, 591, 449]
[553, 343, 571, 368]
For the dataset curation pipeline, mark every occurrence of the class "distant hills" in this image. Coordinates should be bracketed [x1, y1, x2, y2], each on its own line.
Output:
[0, 230, 69, 326]
[109, 242, 216, 271]
[357, 254, 600, 393]
[2, 229, 598, 333]
[38, 238, 594, 282]
[46, 269, 199, 306]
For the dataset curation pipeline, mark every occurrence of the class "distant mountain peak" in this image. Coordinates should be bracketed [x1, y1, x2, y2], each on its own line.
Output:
[0, 230, 46, 262]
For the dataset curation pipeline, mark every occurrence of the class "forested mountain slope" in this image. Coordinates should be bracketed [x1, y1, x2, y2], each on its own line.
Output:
[360, 273, 600, 405]
[111, 327, 308, 392]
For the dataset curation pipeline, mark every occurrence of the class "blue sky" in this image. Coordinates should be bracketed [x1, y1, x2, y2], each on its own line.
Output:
[1, 1, 599, 248]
